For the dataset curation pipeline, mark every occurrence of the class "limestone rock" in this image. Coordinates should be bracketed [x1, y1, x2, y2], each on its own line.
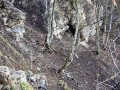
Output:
[13, 0, 103, 47]
[0, 66, 48, 90]
[0, 66, 11, 85]
[41, 0, 103, 47]
[27, 74, 48, 90]
[0, 0, 26, 42]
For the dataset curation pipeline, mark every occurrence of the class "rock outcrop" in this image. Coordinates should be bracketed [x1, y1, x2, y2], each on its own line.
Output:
[43, 0, 103, 47]
[12, 0, 103, 47]
[0, 0, 26, 42]
[0, 66, 48, 90]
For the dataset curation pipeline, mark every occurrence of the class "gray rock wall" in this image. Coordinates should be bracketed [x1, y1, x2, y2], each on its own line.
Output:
[44, 0, 103, 47]
[0, 0, 26, 42]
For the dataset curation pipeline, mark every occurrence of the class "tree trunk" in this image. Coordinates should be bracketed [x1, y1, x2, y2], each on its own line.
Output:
[116, 0, 120, 23]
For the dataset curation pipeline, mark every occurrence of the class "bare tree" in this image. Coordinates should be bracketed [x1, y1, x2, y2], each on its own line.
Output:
[105, 4, 114, 48]
[45, 0, 55, 50]
[58, 0, 81, 73]
[95, 0, 101, 56]
[103, 0, 108, 45]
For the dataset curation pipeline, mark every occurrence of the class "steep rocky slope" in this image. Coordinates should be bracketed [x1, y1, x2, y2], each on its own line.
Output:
[0, 0, 120, 90]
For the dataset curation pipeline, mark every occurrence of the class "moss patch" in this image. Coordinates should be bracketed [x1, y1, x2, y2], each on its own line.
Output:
[58, 80, 71, 90]
[20, 82, 33, 90]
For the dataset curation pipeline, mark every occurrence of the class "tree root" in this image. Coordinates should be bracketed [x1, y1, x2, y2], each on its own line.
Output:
[57, 57, 72, 74]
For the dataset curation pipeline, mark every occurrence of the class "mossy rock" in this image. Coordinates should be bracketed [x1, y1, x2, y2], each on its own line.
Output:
[11, 82, 33, 90]
[20, 82, 33, 90]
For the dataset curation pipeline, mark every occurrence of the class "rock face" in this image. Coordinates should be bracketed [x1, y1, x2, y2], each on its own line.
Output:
[0, 0, 26, 42]
[13, 0, 103, 47]
[43, 0, 103, 47]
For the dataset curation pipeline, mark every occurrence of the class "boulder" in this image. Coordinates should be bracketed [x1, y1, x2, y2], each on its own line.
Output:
[0, 66, 34, 90]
